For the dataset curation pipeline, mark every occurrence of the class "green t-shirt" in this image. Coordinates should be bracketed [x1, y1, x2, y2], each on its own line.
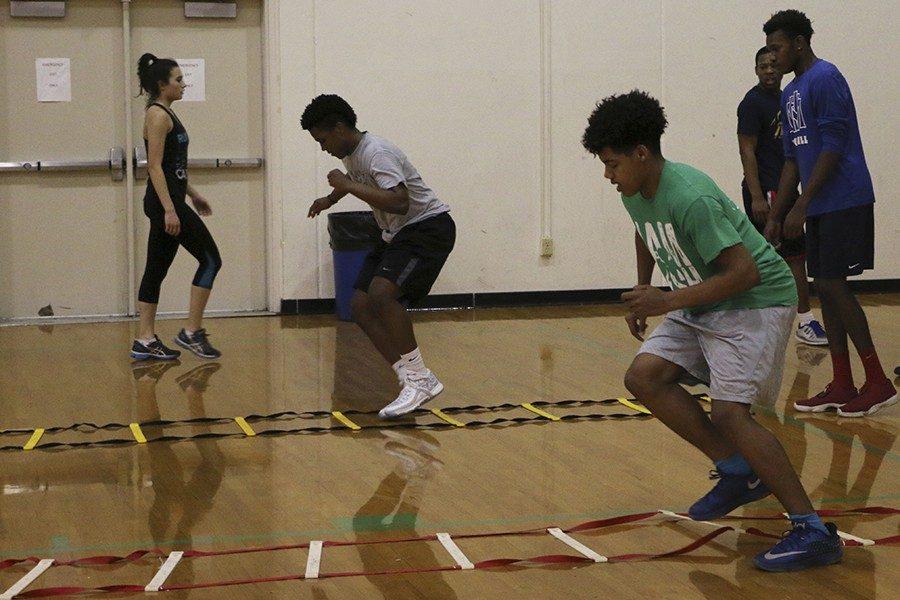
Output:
[622, 161, 797, 313]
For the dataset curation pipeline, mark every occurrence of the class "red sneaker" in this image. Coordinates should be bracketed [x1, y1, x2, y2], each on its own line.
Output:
[837, 380, 898, 417]
[793, 383, 857, 412]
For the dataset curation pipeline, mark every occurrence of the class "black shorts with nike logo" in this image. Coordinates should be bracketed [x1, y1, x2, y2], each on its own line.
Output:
[354, 212, 455, 305]
[805, 203, 874, 279]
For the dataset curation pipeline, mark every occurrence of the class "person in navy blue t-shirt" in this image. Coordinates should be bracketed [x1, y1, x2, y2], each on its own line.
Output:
[763, 10, 896, 418]
[737, 46, 826, 346]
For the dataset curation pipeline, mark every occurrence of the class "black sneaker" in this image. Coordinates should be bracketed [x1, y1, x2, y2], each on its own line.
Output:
[131, 359, 181, 381]
[174, 328, 221, 359]
[131, 336, 181, 360]
[176, 362, 221, 392]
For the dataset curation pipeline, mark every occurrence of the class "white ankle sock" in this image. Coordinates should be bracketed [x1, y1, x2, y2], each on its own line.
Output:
[797, 311, 814, 326]
[392, 359, 406, 380]
[138, 337, 156, 346]
[400, 348, 427, 378]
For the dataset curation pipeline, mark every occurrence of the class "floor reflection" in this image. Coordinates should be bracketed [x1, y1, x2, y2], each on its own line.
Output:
[350, 429, 456, 599]
[322, 322, 457, 597]
[332, 322, 398, 412]
[133, 361, 225, 597]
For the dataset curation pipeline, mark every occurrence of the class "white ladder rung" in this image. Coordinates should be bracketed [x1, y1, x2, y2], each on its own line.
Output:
[837, 530, 875, 546]
[658, 509, 745, 534]
[145, 551, 184, 592]
[1, 559, 54, 600]
[437, 533, 474, 570]
[547, 528, 607, 562]
[305, 540, 324, 579]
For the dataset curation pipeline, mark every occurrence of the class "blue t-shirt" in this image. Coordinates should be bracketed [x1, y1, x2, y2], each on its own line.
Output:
[737, 85, 784, 191]
[781, 59, 875, 216]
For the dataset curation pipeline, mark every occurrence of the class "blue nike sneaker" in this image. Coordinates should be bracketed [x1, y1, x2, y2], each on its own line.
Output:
[754, 522, 843, 572]
[688, 469, 771, 520]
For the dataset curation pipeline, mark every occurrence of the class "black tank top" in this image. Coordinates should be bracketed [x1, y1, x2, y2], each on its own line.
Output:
[144, 102, 189, 204]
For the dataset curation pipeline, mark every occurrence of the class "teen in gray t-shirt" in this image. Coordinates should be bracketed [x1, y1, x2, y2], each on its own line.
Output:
[302, 94, 456, 420]
[342, 132, 449, 242]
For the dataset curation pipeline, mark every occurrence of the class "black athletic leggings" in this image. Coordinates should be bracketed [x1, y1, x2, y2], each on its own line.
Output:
[138, 199, 222, 304]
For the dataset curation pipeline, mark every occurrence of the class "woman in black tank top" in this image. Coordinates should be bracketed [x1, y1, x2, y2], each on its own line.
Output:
[133, 53, 222, 360]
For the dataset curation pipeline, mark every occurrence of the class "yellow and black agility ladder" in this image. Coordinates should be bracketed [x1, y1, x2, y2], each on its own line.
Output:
[0, 395, 703, 452]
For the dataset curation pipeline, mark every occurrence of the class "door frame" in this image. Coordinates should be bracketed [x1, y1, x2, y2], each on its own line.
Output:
[0, 0, 278, 325]
[262, 0, 284, 313]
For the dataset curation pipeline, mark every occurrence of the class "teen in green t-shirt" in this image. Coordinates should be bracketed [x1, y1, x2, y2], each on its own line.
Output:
[582, 90, 842, 572]
[621, 161, 797, 313]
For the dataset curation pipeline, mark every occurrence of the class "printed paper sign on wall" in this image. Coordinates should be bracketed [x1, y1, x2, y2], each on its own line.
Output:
[36, 58, 71, 102]
[176, 59, 205, 102]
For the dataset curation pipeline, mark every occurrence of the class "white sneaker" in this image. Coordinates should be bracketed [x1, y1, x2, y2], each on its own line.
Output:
[379, 371, 444, 419]
[381, 429, 441, 455]
[382, 430, 444, 478]
[795, 320, 828, 346]
[396, 365, 407, 388]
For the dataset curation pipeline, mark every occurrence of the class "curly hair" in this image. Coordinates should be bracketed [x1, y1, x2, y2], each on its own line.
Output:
[300, 94, 357, 130]
[763, 9, 814, 44]
[582, 90, 668, 156]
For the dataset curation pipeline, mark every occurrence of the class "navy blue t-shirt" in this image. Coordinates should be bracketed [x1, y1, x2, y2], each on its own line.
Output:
[737, 85, 784, 191]
[781, 59, 875, 216]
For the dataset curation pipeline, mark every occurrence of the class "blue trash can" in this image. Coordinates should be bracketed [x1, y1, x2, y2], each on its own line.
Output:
[327, 211, 381, 321]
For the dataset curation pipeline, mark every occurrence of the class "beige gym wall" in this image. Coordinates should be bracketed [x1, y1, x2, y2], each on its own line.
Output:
[0, 0, 266, 320]
[268, 0, 898, 301]
[2, 1, 896, 318]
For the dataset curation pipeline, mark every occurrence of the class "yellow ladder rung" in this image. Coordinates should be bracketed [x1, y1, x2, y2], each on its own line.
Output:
[617, 398, 652, 415]
[234, 417, 256, 436]
[521, 403, 560, 421]
[331, 411, 361, 431]
[430, 408, 465, 427]
[23, 428, 45, 451]
[129, 422, 147, 444]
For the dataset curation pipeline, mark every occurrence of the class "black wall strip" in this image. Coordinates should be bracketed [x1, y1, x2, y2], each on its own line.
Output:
[280, 279, 899, 315]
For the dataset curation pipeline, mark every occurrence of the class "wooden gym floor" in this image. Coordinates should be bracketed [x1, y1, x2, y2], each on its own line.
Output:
[1, 294, 898, 598]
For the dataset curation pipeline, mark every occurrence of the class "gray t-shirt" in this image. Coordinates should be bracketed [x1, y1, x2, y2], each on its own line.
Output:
[342, 133, 449, 241]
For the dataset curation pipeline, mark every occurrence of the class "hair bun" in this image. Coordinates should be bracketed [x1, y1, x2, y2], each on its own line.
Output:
[138, 53, 157, 68]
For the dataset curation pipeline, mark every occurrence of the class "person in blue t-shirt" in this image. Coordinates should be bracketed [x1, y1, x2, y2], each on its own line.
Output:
[737, 46, 826, 346]
[763, 10, 896, 418]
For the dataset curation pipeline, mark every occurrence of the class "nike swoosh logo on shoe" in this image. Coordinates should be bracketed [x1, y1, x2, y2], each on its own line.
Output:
[747, 479, 762, 490]
[763, 550, 806, 560]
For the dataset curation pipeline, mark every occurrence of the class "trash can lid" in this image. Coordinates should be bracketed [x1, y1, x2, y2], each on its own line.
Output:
[327, 211, 382, 250]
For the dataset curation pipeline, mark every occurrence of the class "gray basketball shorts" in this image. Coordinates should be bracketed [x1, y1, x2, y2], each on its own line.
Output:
[638, 305, 796, 407]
